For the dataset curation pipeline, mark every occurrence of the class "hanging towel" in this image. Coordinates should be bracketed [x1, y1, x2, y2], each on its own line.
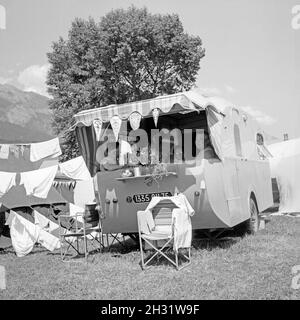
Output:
[0, 172, 16, 197]
[37, 228, 61, 251]
[30, 138, 62, 162]
[59, 156, 91, 181]
[20, 165, 58, 199]
[34, 210, 59, 233]
[0, 144, 9, 159]
[6, 211, 60, 256]
[5, 211, 40, 257]
[146, 194, 194, 252]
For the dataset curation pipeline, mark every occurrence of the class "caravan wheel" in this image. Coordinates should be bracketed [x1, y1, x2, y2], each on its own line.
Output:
[248, 196, 259, 234]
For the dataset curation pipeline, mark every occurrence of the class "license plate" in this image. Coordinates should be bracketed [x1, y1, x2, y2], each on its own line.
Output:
[133, 192, 172, 203]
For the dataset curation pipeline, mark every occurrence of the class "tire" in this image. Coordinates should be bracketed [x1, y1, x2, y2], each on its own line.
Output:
[233, 194, 259, 236]
[247, 195, 259, 234]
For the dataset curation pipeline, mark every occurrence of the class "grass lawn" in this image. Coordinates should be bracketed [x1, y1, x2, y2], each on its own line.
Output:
[0, 214, 299, 300]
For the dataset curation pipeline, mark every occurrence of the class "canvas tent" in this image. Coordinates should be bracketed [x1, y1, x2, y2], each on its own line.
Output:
[268, 138, 300, 214]
[0, 185, 66, 213]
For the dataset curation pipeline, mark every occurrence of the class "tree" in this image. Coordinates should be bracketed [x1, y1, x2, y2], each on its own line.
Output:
[47, 6, 205, 160]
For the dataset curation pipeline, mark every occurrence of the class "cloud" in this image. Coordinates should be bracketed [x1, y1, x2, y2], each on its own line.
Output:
[240, 106, 277, 126]
[225, 84, 236, 93]
[17, 64, 50, 97]
[0, 76, 12, 84]
[197, 87, 221, 96]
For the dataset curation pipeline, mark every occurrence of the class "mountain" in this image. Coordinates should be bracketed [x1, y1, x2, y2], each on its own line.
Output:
[0, 84, 55, 143]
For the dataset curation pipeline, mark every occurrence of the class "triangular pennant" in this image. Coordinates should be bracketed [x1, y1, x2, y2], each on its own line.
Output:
[110, 115, 122, 142]
[129, 112, 142, 131]
[152, 108, 160, 127]
[93, 119, 103, 142]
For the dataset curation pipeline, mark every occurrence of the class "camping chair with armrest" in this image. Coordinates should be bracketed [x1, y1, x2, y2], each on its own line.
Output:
[137, 198, 191, 270]
[58, 204, 103, 262]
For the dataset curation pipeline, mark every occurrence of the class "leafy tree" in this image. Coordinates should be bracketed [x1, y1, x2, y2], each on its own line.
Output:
[47, 6, 205, 160]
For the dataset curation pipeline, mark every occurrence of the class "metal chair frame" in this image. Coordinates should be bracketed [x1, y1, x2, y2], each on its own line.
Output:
[58, 213, 103, 262]
[137, 202, 192, 271]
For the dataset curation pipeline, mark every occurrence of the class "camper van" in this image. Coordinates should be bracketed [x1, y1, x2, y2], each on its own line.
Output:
[74, 91, 273, 237]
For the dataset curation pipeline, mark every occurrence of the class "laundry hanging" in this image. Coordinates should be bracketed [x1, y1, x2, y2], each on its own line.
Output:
[58, 156, 91, 181]
[20, 165, 58, 199]
[30, 137, 61, 162]
[34, 210, 59, 234]
[6, 210, 61, 257]
[5, 211, 39, 257]
[0, 144, 10, 159]
[0, 172, 16, 197]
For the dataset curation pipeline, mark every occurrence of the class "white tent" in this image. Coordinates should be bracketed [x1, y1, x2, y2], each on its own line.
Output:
[268, 138, 300, 214]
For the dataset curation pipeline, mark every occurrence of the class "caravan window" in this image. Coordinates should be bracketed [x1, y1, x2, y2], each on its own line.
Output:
[234, 124, 243, 157]
[256, 133, 272, 159]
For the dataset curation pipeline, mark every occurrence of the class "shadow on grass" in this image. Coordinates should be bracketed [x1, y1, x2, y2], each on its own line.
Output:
[139, 249, 190, 270]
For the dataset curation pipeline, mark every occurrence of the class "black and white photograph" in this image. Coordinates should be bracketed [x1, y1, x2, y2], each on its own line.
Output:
[0, 0, 299, 304]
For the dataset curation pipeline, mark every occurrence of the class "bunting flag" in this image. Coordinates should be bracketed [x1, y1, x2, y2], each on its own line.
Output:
[52, 180, 76, 189]
[93, 119, 103, 142]
[129, 112, 142, 131]
[152, 108, 160, 127]
[110, 115, 122, 142]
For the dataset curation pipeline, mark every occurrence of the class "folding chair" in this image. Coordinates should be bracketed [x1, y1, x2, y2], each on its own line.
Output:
[58, 206, 102, 262]
[137, 199, 191, 270]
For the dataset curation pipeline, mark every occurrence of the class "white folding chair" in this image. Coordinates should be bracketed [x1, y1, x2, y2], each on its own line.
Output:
[137, 199, 191, 270]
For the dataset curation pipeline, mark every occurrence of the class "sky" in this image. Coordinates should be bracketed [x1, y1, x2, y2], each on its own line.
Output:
[0, 0, 299, 140]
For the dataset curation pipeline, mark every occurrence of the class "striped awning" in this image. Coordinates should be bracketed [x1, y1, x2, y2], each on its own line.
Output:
[74, 92, 203, 126]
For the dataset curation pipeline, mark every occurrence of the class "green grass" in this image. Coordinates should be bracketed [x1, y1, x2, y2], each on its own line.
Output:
[0, 215, 299, 300]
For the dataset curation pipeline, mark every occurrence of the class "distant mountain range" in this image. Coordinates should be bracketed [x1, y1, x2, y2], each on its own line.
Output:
[0, 84, 55, 143]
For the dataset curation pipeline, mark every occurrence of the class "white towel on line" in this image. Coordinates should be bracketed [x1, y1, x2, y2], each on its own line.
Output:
[59, 156, 91, 181]
[34, 210, 59, 233]
[0, 144, 10, 159]
[30, 138, 61, 162]
[0, 171, 16, 197]
[37, 228, 61, 251]
[20, 165, 58, 199]
[5, 211, 40, 257]
[6, 211, 60, 257]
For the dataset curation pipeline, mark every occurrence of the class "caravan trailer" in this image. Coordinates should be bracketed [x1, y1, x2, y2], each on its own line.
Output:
[74, 91, 273, 236]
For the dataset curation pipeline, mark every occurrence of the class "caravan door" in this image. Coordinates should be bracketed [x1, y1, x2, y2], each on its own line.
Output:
[222, 158, 243, 226]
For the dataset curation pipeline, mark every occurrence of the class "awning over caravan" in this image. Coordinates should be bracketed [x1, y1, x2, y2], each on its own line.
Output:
[74, 91, 232, 175]
[74, 91, 228, 126]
